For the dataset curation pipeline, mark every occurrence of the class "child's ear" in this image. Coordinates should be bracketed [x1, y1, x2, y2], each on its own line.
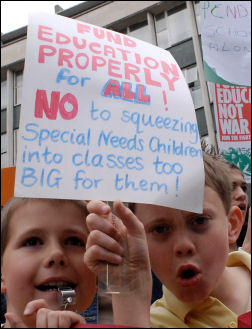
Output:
[228, 206, 243, 244]
[1, 272, 7, 293]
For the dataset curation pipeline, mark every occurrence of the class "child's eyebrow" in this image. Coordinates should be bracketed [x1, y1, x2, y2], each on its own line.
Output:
[17, 227, 88, 237]
[143, 217, 170, 229]
[63, 228, 88, 237]
[18, 228, 43, 237]
[14, 228, 43, 244]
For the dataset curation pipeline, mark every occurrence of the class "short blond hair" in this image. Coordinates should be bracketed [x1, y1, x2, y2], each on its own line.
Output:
[202, 151, 231, 214]
[1, 197, 88, 259]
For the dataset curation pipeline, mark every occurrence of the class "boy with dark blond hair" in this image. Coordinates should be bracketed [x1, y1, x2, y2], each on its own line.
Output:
[84, 151, 251, 327]
[1, 197, 97, 328]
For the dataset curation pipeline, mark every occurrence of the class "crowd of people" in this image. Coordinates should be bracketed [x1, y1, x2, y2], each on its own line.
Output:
[1, 145, 251, 328]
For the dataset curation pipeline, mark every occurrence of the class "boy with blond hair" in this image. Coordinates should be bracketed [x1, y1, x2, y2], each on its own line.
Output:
[84, 151, 251, 327]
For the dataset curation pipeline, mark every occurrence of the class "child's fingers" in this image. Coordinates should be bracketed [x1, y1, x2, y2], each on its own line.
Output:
[86, 213, 122, 241]
[87, 200, 111, 215]
[23, 299, 49, 316]
[4, 312, 27, 328]
[85, 243, 123, 265]
[36, 308, 48, 328]
[87, 200, 127, 238]
[86, 230, 125, 255]
[113, 200, 145, 237]
[84, 241, 123, 274]
[59, 311, 86, 327]
[85, 231, 124, 267]
[36, 309, 85, 328]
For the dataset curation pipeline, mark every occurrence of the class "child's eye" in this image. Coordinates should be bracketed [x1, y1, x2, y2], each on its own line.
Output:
[190, 216, 209, 232]
[151, 224, 171, 235]
[65, 237, 85, 247]
[241, 184, 247, 192]
[23, 237, 43, 247]
[232, 183, 237, 191]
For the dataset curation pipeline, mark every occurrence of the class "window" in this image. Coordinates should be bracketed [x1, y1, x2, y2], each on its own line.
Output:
[1, 80, 7, 110]
[182, 65, 198, 85]
[1, 133, 7, 154]
[182, 66, 203, 109]
[194, 2, 201, 34]
[1, 79, 8, 168]
[13, 71, 23, 131]
[167, 7, 192, 45]
[155, 12, 169, 49]
[207, 81, 214, 103]
[155, 6, 192, 49]
[1, 153, 8, 168]
[128, 19, 153, 43]
[14, 71, 23, 106]
[182, 66, 203, 110]
[14, 129, 19, 165]
[13, 106, 21, 130]
[191, 86, 203, 109]
[1, 133, 8, 168]
[1, 109, 7, 134]
[183, 66, 213, 109]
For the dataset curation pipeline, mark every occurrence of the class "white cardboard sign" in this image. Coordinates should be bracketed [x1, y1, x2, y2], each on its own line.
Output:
[15, 13, 204, 212]
[201, 1, 251, 86]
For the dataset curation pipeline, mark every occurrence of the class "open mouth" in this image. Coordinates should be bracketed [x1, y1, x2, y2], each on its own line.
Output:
[36, 281, 76, 292]
[180, 269, 197, 279]
[177, 265, 201, 287]
[238, 204, 246, 212]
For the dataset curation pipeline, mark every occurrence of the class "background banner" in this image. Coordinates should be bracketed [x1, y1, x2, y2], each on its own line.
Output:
[213, 83, 251, 183]
[201, 1, 251, 86]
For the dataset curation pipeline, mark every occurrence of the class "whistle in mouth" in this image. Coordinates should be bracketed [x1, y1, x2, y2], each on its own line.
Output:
[58, 287, 76, 309]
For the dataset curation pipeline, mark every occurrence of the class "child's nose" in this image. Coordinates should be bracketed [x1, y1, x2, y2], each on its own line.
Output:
[235, 186, 247, 200]
[174, 236, 196, 257]
[44, 244, 69, 267]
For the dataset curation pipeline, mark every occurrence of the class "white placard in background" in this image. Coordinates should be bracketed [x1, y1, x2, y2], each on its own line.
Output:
[201, 1, 251, 86]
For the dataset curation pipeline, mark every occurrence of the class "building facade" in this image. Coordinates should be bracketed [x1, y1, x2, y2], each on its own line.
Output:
[1, 0, 250, 200]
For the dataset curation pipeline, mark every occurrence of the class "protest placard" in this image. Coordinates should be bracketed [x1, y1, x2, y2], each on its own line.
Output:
[14, 13, 204, 212]
[213, 84, 251, 183]
[201, 1, 251, 86]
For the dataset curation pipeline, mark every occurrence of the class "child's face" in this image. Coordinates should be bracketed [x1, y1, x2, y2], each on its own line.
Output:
[230, 169, 248, 223]
[135, 186, 231, 303]
[1, 200, 96, 322]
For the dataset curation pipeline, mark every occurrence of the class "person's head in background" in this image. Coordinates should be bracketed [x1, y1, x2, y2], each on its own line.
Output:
[1, 197, 97, 328]
[224, 161, 249, 251]
[227, 162, 248, 222]
[199, 141, 249, 251]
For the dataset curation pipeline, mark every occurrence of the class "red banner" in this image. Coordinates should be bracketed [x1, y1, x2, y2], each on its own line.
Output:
[214, 84, 251, 142]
